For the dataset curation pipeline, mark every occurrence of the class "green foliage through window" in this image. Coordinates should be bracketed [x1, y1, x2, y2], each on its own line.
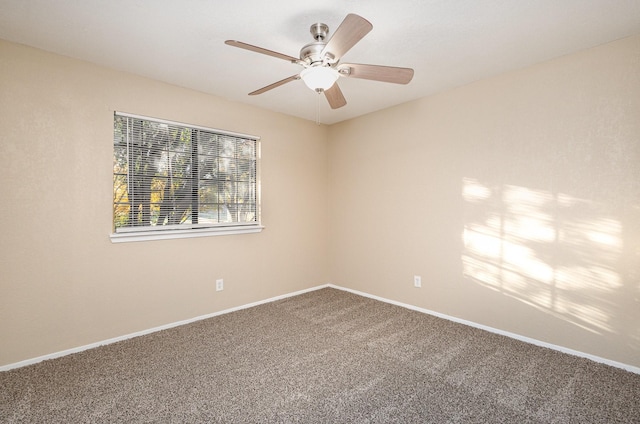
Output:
[113, 113, 259, 232]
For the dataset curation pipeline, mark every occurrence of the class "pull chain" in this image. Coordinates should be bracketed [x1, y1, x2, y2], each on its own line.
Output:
[315, 88, 322, 125]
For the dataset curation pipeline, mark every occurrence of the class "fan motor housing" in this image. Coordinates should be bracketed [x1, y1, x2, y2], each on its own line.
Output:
[299, 41, 326, 65]
[300, 22, 336, 65]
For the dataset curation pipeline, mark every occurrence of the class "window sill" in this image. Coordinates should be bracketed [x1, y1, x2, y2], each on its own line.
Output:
[110, 225, 264, 243]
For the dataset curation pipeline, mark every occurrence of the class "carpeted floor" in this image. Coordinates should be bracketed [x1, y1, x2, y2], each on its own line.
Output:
[1, 287, 639, 423]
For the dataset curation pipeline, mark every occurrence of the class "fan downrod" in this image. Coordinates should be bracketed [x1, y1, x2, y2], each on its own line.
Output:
[309, 23, 329, 41]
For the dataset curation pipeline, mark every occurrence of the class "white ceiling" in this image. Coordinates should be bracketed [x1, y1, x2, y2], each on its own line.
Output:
[1, 0, 640, 125]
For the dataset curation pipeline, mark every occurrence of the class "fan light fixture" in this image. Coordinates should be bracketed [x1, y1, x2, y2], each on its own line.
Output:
[300, 66, 339, 91]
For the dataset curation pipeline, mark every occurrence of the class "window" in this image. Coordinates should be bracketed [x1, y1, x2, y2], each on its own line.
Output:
[111, 112, 261, 242]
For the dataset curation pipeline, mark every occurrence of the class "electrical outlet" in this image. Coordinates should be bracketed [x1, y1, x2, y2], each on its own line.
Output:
[216, 279, 224, 291]
[414, 275, 421, 288]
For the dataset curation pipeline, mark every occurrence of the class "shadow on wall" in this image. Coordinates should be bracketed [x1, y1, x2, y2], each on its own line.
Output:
[461, 177, 639, 345]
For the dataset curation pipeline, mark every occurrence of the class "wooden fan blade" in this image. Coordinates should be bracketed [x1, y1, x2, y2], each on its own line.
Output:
[225, 40, 299, 63]
[339, 63, 414, 84]
[321, 14, 372, 60]
[249, 75, 300, 95]
[324, 83, 347, 109]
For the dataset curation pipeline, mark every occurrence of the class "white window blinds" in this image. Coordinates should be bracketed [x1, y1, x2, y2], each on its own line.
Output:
[113, 112, 260, 235]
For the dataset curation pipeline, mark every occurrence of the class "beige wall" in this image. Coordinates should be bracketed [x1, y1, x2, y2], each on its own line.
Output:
[0, 39, 329, 366]
[328, 34, 640, 368]
[2, 34, 639, 370]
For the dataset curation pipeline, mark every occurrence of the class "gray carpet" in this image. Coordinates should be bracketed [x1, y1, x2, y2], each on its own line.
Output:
[1, 288, 639, 423]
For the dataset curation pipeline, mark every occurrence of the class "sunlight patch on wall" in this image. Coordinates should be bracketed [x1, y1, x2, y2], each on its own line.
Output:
[462, 177, 622, 335]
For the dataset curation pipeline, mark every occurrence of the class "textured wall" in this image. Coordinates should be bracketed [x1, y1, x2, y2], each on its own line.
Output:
[0, 40, 329, 367]
[328, 35, 640, 368]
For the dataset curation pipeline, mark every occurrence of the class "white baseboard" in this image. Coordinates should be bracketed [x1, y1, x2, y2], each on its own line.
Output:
[0, 284, 330, 372]
[328, 284, 640, 375]
[3, 283, 638, 375]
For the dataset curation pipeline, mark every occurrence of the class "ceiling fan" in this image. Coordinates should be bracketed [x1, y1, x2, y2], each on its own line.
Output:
[225, 13, 414, 109]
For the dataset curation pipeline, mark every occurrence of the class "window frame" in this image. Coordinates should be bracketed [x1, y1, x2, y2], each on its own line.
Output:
[110, 112, 263, 243]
